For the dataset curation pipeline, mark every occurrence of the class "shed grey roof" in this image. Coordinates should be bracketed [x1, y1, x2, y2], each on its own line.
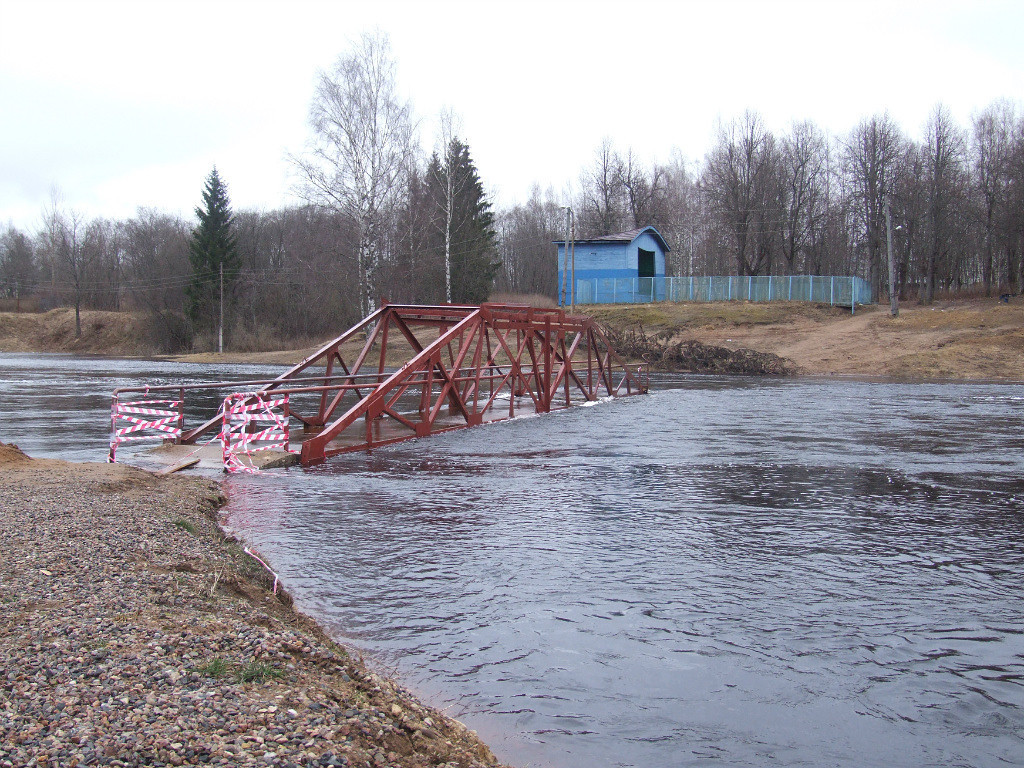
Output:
[554, 225, 671, 252]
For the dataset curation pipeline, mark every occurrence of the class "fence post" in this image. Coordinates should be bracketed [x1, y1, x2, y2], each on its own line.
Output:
[108, 395, 118, 463]
[809, 275, 813, 302]
[830, 276, 835, 306]
[178, 386, 185, 441]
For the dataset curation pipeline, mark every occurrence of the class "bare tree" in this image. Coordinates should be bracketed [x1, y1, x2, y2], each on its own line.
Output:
[922, 104, 968, 303]
[779, 121, 829, 275]
[291, 31, 414, 317]
[42, 193, 91, 337]
[972, 99, 1017, 294]
[495, 185, 562, 298]
[578, 138, 625, 236]
[890, 142, 927, 299]
[0, 225, 36, 310]
[703, 112, 779, 275]
[652, 151, 696, 275]
[844, 114, 906, 300]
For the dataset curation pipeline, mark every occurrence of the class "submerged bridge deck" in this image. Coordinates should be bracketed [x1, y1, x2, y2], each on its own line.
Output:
[110, 303, 646, 469]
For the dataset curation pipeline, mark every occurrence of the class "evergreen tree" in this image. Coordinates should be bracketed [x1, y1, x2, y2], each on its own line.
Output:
[186, 168, 239, 336]
[426, 139, 499, 304]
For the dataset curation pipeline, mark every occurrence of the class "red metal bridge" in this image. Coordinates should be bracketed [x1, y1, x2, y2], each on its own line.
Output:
[110, 303, 646, 469]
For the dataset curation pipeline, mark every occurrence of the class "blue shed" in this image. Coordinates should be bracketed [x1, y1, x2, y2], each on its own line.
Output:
[555, 226, 671, 305]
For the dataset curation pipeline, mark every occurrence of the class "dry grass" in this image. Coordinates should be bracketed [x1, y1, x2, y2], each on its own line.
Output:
[582, 296, 1024, 380]
[0, 308, 153, 356]
[8, 297, 1024, 381]
[583, 301, 869, 332]
[488, 292, 558, 308]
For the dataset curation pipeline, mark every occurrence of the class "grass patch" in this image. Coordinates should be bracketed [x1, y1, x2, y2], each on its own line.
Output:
[237, 661, 284, 683]
[172, 518, 197, 534]
[197, 657, 231, 678]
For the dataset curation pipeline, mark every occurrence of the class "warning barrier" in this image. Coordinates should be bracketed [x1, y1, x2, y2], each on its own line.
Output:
[219, 392, 294, 474]
[108, 397, 182, 463]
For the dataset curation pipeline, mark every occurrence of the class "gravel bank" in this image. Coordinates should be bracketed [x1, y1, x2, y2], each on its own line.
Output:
[0, 444, 509, 768]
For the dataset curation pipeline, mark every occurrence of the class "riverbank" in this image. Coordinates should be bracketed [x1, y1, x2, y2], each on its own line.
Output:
[0, 443, 509, 768]
[3, 296, 1024, 379]
[585, 296, 1024, 379]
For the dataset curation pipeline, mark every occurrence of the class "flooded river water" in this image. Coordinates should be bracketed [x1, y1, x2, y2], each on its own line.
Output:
[2, 353, 1023, 767]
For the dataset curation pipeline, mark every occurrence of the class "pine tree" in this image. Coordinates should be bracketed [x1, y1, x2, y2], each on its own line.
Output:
[426, 139, 499, 304]
[186, 168, 239, 338]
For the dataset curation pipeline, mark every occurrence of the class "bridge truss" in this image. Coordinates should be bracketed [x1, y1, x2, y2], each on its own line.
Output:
[119, 303, 645, 468]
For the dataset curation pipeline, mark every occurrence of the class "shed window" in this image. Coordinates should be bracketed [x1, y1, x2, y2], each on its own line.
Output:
[638, 248, 655, 278]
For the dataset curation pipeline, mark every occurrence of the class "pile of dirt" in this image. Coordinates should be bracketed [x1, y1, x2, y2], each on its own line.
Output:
[0, 443, 31, 466]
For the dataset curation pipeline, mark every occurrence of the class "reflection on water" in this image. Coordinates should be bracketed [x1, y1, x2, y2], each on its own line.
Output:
[2, 354, 1023, 767]
[225, 377, 1024, 768]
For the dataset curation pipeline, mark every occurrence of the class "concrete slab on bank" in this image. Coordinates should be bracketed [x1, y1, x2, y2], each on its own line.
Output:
[146, 443, 299, 473]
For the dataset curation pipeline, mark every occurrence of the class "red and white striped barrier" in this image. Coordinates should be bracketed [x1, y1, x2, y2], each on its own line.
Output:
[108, 398, 182, 463]
[219, 392, 295, 474]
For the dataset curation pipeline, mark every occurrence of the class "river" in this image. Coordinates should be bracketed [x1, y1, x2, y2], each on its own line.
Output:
[2, 353, 1023, 767]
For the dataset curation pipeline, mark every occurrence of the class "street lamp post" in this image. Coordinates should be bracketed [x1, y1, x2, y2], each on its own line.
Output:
[885, 196, 899, 318]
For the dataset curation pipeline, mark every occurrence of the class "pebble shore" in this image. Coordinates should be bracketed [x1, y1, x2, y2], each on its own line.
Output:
[0, 444, 510, 768]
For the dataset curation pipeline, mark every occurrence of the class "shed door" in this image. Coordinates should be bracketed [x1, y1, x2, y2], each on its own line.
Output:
[638, 248, 656, 278]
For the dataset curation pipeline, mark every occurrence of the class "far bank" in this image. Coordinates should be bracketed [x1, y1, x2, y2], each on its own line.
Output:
[2, 296, 1022, 380]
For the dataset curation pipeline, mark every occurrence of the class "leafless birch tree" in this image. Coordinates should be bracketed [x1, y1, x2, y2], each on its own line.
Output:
[291, 31, 413, 317]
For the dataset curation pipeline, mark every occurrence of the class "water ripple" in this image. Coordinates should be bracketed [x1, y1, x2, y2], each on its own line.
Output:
[217, 377, 1024, 767]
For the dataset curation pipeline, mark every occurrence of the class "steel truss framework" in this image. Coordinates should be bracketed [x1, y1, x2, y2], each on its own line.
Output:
[181, 303, 644, 465]
[153, 303, 643, 466]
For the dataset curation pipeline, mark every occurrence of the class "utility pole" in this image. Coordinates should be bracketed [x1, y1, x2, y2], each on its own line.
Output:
[569, 209, 576, 311]
[219, 262, 224, 353]
[561, 207, 570, 307]
[885, 196, 898, 318]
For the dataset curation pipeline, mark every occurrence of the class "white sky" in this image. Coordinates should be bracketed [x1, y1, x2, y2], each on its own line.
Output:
[1, 0, 1022, 233]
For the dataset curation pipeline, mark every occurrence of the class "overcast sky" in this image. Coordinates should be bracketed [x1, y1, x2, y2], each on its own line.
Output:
[2, 0, 1022, 232]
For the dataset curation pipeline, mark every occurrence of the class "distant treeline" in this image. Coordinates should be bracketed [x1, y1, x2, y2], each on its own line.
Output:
[3, 98, 1022, 351]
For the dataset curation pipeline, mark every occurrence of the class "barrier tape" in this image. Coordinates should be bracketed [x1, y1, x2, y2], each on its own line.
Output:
[219, 392, 296, 474]
[109, 398, 182, 463]
[243, 546, 279, 594]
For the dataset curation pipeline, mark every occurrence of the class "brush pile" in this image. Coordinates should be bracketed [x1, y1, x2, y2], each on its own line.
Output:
[604, 324, 794, 376]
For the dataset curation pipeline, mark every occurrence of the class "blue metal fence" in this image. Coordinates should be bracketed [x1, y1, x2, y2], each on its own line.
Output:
[574, 275, 872, 309]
